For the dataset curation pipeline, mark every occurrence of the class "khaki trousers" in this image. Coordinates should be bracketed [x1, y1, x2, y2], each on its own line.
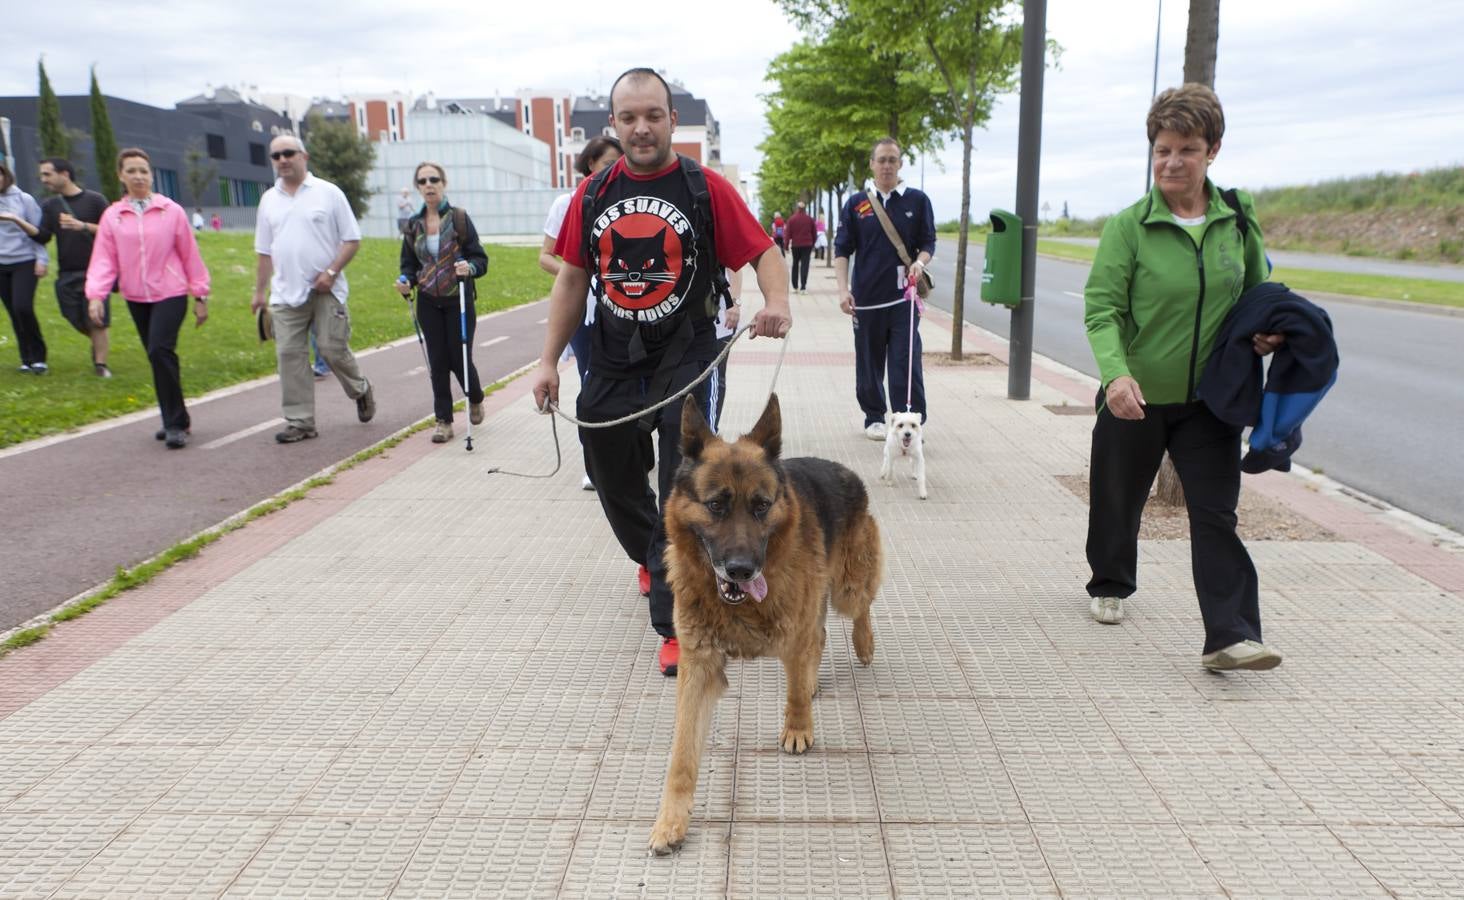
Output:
[272, 291, 369, 429]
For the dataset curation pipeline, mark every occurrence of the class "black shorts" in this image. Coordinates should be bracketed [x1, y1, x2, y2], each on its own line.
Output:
[56, 271, 109, 333]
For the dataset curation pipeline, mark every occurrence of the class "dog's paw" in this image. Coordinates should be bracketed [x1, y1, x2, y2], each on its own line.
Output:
[647, 817, 688, 856]
[780, 725, 814, 754]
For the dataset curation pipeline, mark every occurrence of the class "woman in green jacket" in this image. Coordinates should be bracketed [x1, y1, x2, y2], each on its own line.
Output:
[1083, 83, 1285, 671]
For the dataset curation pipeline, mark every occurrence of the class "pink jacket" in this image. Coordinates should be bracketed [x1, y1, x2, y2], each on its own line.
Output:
[86, 194, 210, 303]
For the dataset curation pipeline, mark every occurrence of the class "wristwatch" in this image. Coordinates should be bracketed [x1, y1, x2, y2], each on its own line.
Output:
[325, 268, 338, 278]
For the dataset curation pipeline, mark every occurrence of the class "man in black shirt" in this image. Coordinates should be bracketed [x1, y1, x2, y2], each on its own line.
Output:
[36, 158, 112, 376]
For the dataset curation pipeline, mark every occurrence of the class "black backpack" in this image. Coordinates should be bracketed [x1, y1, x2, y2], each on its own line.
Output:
[579, 153, 731, 322]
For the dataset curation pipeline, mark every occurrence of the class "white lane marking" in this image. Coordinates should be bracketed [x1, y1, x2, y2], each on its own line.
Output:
[405, 366, 428, 377]
[1063, 291, 1083, 299]
[200, 418, 284, 450]
[480, 336, 509, 348]
[536, 318, 549, 325]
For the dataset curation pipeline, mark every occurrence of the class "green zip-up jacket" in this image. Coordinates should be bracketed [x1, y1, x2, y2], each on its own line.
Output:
[1084, 180, 1269, 406]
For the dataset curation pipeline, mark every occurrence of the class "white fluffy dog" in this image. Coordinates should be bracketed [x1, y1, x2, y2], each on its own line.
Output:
[879, 411, 926, 499]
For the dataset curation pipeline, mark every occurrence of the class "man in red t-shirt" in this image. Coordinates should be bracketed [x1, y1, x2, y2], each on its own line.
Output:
[532, 67, 791, 677]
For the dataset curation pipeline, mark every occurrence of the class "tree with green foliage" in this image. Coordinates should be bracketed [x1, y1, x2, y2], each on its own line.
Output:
[89, 68, 121, 201]
[37, 59, 71, 160]
[183, 140, 217, 209]
[302, 112, 375, 219]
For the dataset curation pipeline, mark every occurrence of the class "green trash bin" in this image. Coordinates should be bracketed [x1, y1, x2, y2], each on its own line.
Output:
[981, 209, 1022, 307]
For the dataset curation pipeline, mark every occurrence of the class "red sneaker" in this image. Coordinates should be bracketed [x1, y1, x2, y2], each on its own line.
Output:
[637, 564, 651, 597]
[658, 638, 679, 677]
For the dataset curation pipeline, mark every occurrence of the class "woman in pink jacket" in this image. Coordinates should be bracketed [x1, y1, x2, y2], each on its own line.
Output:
[86, 148, 210, 448]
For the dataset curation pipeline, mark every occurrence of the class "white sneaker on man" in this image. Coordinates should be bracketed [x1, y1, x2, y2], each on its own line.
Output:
[1090, 596, 1124, 624]
[1202, 640, 1282, 671]
[865, 422, 887, 441]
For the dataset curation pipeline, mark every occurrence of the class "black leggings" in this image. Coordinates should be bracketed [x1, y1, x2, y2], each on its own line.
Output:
[0, 261, 46, 366]
[415, 293, 484, 422]
[127, 296, 190, 431]
[790, 246, 812, 290]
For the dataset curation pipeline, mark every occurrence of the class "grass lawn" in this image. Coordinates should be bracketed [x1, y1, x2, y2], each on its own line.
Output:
[0, 231, 552, 449]
[1034, 239, 1464, 309]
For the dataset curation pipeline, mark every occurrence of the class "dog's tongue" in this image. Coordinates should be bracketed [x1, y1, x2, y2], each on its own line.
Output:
[739, 575, 768, 602]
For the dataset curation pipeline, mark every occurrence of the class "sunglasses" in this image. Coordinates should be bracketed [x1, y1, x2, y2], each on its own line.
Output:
[416, 175, 443, 186]
[270, 149, 299, 161]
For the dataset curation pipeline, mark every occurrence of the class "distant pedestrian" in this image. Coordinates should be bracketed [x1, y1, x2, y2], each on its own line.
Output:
[252, 134, 375, 444]
[84, 148, 210, 448]
[396, 188, 413, 235]
[1082, 84, 1283, 671]
[192, 208, 204, 231]
[785, 201, 815, 292]
[539, 135, 623, 488]
[835, 137, 935, 440]
[0, 162, 52, 373]
[396, 162, 488, 444]
[209, 213, 221, 232]
[35, 157, 113, 376]
[771, 211, 786, 256]
[814, 215, 828, 260]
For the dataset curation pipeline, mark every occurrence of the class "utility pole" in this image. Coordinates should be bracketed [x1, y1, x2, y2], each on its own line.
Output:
[1146, 0, 1163, 193]
[1008, 0, 1047, 400]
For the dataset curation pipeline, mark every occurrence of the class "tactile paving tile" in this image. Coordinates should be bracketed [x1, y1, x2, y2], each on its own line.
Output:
[438, 748, 600, 819]
[228, 690, 387, 748]
[1333, 701, 1464, 756]
[955, 644, 1087, 700]
[51, 813, 278, 899]
[0, 689, 158, 745]
[1263, 620, 1456, 659]
[152, 745, 339, 816]
[737, 697, 866, 752]
[1330, 824, 1464, 898]
[349, 689, 505, 749]
[0, 812, 136, 898]
[0, 743, 82, 805]
[586, 750, 734, 821]
[1214, 700, 1390, 758]
[391, 817, 577, 899]
[172, 647, 310, 696]
[607, 689, 737, 753]
[294, 745, 469, 816]
[1182, 824, 1389, 897]
[1131, 753, 1316, 825]
[1064, 653, 1204, 701]
[224, 816, 429, 898]
[101, 690, 262, 747]
[561, 819, 731, 899]
[726, 822, 890, 899]
[480, 690, 621, 751]
[1397, 755, 1464, 814]
[282, 647, 426, 694]
[732, 750, 877, 822]
[431, 612, 555, 653]
[1091, 698, 1249, 755]
[883, 823, 1058, 896]
[1001, 752, 1173, 825]
[1266, 755, 1464, 826]
[869, 750, 1024, 823]
[1032, 822, 1225, 898]
[979, 698, 1123, 756]
[857, 697, 995, 753]
[390, 649, 529, 696]
[4, 745, 208, 814]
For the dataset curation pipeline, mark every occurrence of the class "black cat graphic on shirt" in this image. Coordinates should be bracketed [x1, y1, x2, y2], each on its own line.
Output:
[603, 227, 678, 301]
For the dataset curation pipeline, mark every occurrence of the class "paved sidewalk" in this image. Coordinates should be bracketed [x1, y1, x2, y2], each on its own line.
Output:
[4, 268, 1464, 898]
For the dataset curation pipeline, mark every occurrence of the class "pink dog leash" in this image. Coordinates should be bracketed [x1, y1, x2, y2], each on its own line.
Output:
[904, 276, 922, 412]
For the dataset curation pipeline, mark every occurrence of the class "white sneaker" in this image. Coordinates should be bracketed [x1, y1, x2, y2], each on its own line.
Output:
[581, 474, 595, 491]
[1202, 640, 1282, 671]
[865, 422, 887, 441]
[1090, 596, 1124, 624]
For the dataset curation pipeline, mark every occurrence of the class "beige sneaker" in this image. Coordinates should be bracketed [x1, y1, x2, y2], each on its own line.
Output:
[1090, 596, 1124, 624]
[469, 401, 484, 425]
[431, 421, 454, 444]
[1202, 640, 1282, 671]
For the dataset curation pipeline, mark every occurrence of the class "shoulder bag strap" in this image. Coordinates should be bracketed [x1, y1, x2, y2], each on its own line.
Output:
[868, 191, 916, 270]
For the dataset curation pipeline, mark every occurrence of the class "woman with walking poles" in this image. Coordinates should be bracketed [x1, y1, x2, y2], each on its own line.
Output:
[395, 162, 489, 444]
[84, 148, 210, 449]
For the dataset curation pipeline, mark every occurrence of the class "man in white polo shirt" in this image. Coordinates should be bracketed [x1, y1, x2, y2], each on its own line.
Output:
[251, 134, 375, 443]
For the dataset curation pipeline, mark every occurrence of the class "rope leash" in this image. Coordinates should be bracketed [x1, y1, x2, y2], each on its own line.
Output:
[486, 323, 790, 479]
[904, 276, 924, 412]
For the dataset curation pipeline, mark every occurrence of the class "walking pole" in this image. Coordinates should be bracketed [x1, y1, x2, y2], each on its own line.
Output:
[399, 276, 429, 369]
[458, 266, 473, 452]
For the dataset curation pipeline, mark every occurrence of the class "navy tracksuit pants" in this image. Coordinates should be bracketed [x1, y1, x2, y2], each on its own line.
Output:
[852, 299, 925, 427]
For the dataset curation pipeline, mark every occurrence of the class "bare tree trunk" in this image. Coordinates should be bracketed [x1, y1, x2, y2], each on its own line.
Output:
[1183, 0, 1221, 86]
[950, 124, 974, 360]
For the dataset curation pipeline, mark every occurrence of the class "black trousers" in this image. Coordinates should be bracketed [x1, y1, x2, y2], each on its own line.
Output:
[127, 296, 190, 431]
[0, 261, 46, 366]
[1085, 400, 1261, 654]
[578, 361, 716, 639]
[853, 300, 926, 427]
[789, 246, 812, 290]
[415, 293, 484, 423]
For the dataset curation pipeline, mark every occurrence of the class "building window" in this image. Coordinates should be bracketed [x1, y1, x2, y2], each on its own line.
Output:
[153, 168, 180, 200]
[389, 106, 397, 127]
[571, 127, 584, 140]
[206, 134, 227, 160]
[218, 177, 231, 207]
[251, 120, 263, 132]
[249, 142, 267, 166]
[522, 101, 532, 134]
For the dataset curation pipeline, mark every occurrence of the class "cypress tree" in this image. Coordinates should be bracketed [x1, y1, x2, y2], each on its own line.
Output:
[37, 59, 72, 159]
[89, 67, 122, 201]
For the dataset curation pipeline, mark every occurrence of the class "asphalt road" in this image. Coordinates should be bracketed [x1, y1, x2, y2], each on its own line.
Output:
[0, 299, 552, 631]
[927, 237, 1464, 534]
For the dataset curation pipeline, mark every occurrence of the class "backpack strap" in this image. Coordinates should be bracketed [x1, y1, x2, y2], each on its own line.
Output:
[579, 164, 617, 286]
[1220, 188, 1249, 240]
[677, 154, 728, 318]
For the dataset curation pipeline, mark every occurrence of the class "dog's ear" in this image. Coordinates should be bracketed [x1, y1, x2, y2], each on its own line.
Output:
[680, 394, 713, 460]
[746, 393, 782, 459]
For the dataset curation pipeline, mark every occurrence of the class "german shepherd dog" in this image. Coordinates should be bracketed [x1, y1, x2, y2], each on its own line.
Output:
[648, 393, 883, 855]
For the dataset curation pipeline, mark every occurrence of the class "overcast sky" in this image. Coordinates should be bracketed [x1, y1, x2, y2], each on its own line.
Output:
[6, 0, 1462, 223]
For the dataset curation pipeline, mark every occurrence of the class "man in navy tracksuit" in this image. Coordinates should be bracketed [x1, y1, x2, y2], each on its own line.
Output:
[835, 137, 936, 440]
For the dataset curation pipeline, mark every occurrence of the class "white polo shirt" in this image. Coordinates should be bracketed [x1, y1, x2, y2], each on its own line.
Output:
[254, 173, 361, 307]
